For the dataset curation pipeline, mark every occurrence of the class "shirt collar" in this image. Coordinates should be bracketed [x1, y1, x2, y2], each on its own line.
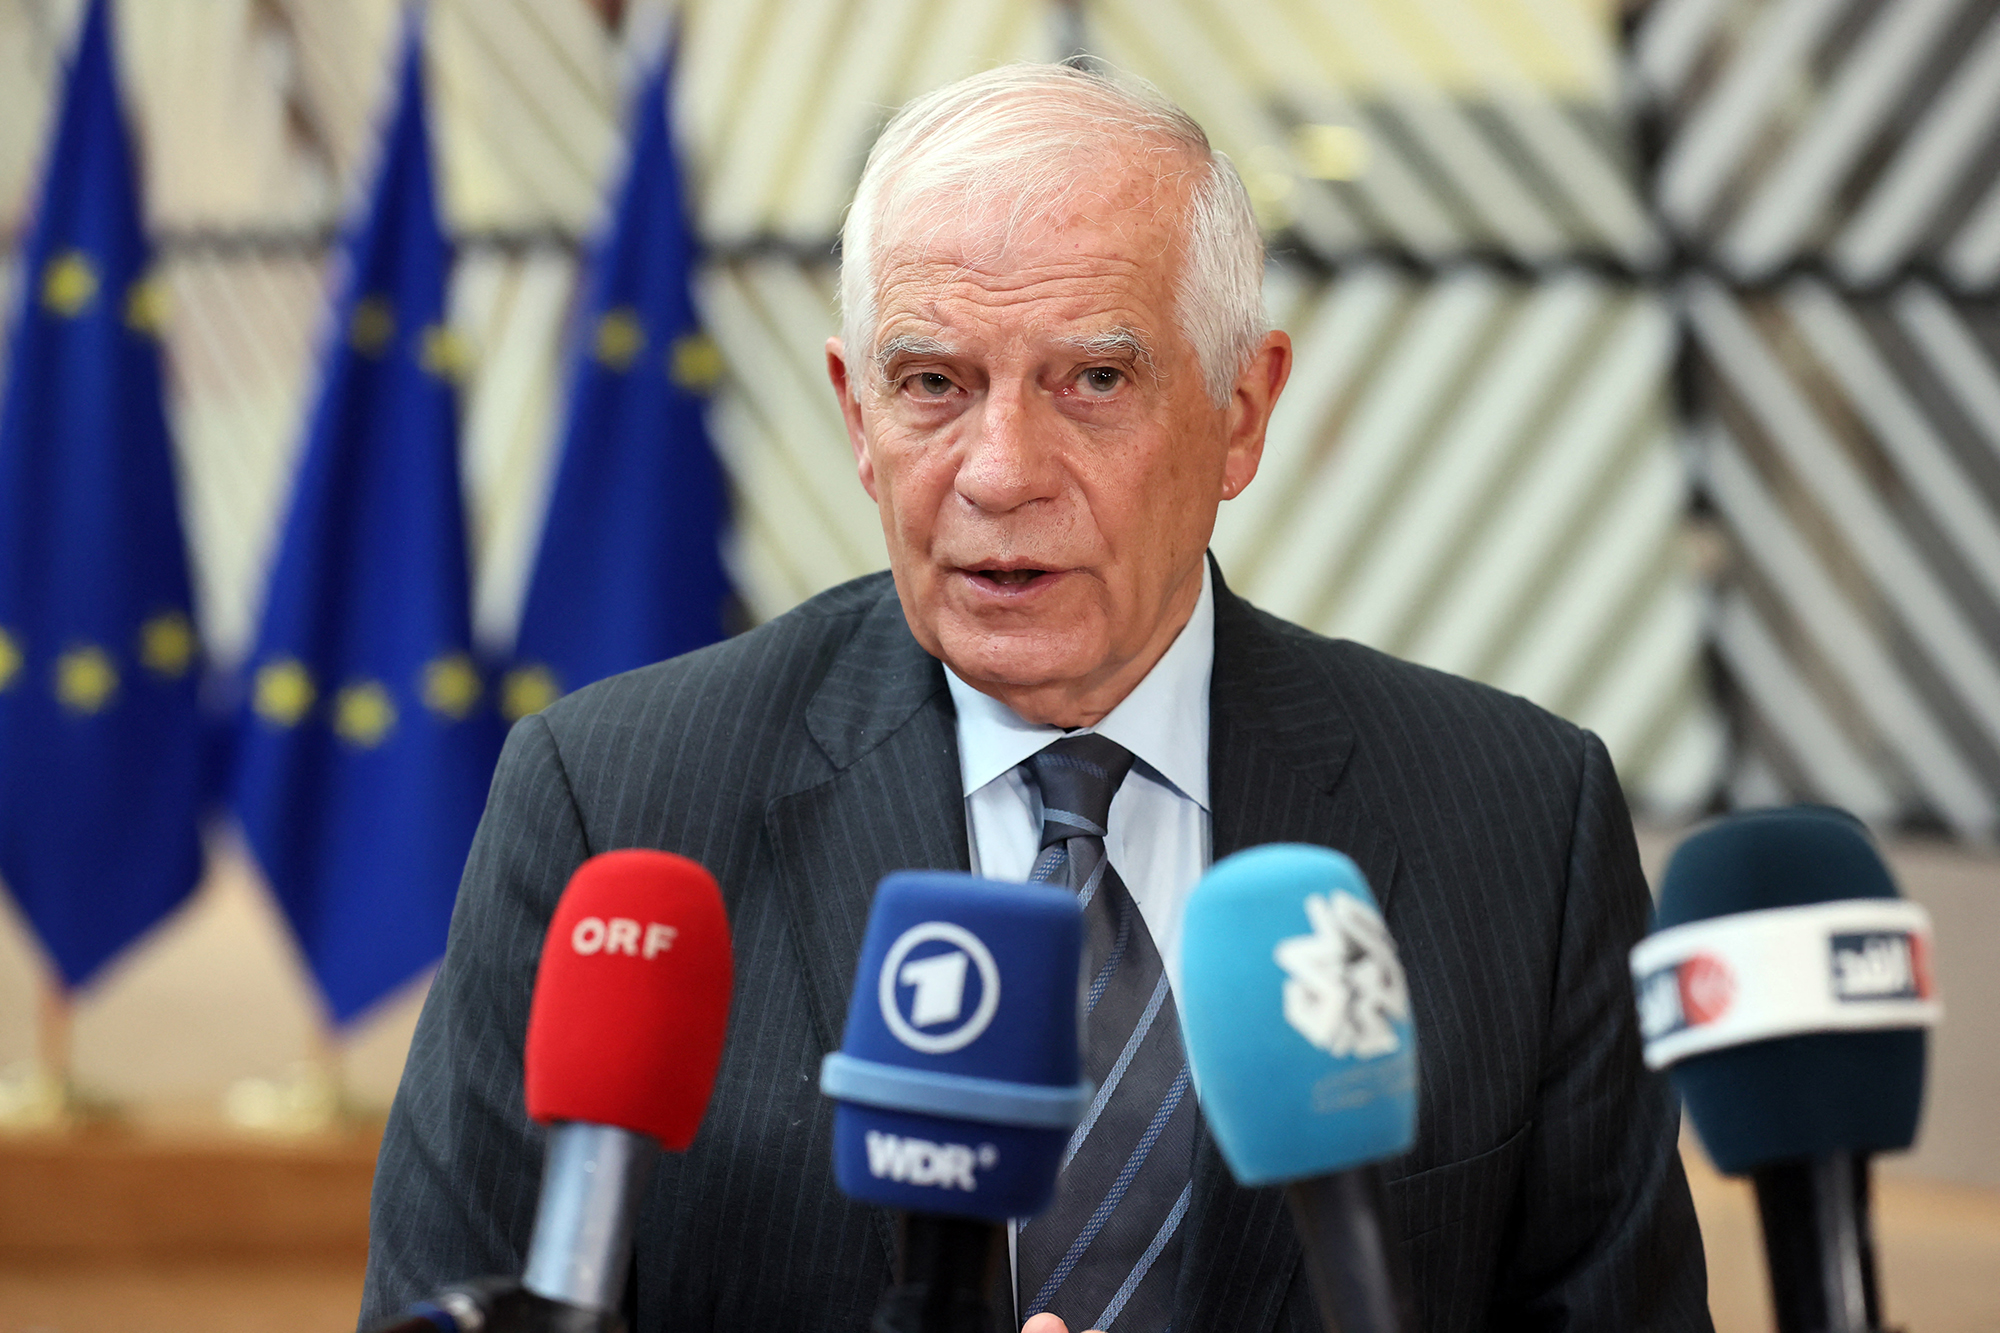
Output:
[943, 561, 1214, 809]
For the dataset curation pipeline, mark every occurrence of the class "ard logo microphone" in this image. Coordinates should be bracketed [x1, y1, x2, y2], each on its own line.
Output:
[1633, 807, 1940, 1333]
[820, 871, 1090, 1333]
[822, 871, 1090, 1217]
[877, 919, 1002, 1055]
[1179, 844, 1418, 1333]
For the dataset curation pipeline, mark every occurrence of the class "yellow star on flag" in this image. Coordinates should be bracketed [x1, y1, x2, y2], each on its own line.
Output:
[669, 332, 724, 392]
[0, 627, 21, 692]
[42, 251, 100, 318]
[422, 654, 482, 720]
[125, 273, 169, 335]
[595, 308, 646, 371]
[55, 645, 118, 714]
[350, 297, 396, 356]
[501, 665, 561, 722]
[139, 612, 198, 679]
[253, 659, 316, 726]
[333, 680, 397, 748]
[419, 324, 470, 382]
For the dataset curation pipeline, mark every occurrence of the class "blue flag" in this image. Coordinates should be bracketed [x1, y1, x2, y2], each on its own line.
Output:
[503, 52, 730, 722]
[0, 0, 207, 989]
[232, 20, 502, 1026]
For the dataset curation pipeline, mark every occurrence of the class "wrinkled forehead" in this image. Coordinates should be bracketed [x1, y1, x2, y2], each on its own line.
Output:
[866, 157, 1195, 350]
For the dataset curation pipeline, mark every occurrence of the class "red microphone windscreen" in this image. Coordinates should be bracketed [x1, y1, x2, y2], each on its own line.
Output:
[524, 849, 733, 1151]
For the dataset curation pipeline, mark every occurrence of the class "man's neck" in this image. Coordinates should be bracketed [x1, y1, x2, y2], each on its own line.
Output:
[942, 561, 1214, 811]
[949, 561, 1211, 730]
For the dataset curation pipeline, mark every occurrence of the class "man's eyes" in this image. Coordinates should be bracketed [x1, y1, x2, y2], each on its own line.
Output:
[897, 371, 959, 397]
[893, 367, 1126, 397]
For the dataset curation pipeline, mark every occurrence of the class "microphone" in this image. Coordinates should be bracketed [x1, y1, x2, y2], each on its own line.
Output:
[819, 871, 1091, 1333]
[1633, 807, 1939, 1333]
[367, 849, 733, 1333]
[1178, 844, 1418, 1333]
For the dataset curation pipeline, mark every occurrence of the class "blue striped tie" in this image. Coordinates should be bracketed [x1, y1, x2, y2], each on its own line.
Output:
[1018, 735, 1196, 1332]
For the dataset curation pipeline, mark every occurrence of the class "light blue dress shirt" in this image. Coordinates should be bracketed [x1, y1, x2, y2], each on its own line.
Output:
[942, 561, 1216, 996]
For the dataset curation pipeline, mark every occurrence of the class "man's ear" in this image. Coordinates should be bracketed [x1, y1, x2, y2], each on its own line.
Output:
[827, 336, 879, 501]
[1221, 329, 1292, 500]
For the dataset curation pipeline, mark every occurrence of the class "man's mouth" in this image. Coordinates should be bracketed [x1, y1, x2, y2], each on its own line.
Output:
[967, 567, 1053, 588]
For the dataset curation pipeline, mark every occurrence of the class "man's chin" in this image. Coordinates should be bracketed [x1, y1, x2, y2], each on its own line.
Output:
[929, 622, 1101, 697]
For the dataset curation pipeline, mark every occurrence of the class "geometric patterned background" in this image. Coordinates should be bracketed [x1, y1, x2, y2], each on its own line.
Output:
[1637, 0, 2000, 838]
[1218, 270, 1721, 815]
[1686, 280, 2000, 839]
[1634, 0, 2000, 287]
[5, 0, 1999, 839]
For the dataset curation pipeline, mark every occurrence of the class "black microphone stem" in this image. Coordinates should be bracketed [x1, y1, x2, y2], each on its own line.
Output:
[872, 1214, 1008, 1333]
[1753, 1151, 1887, 1333]
[1285, 1167, 1417, 1333]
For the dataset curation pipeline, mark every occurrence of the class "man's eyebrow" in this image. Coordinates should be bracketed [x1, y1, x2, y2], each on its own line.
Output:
[1055, 327, 1155, 370]
[875, 333, 957, 377]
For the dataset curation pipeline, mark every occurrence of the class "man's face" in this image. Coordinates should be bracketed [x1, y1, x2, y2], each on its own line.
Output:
[828, 159, 1290, 726]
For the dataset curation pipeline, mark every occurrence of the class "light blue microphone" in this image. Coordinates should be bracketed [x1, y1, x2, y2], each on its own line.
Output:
[1180, 844, 1419, 1333]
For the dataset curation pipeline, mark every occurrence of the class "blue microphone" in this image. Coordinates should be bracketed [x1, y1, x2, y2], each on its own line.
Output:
[1179, 844, 1418, 1333]
[1637, 807, 1939, 1333]
[820, 871, 1090, 1333]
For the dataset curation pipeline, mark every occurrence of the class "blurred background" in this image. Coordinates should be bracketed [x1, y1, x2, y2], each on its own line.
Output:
[0, 0, 1995, 1329]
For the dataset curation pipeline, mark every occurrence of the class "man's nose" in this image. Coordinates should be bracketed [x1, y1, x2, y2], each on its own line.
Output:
[955, 378, 1063, 513]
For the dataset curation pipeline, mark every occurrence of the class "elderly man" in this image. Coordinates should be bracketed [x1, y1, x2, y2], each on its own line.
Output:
[361, 63, 1708, 1333]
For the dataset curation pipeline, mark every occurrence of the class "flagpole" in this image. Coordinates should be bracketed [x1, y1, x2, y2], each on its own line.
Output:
[312, 1021, 349, 1129]
[37, 974, 71, 1097]
[0, 971, 74, 1130]
[222, 1020, 348, 1136]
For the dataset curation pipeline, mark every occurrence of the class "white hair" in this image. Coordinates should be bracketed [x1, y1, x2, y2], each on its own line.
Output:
[839, 62, 1267, 407]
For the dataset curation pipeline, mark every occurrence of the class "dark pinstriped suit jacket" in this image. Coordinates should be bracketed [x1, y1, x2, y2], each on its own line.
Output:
[360, 566, 1710, 1333]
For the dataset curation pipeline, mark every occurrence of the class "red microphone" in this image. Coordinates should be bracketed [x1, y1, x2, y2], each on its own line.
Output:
[518, 850, 733, 1317]
[365, 851, 734, 1333]
[526, 849, 733, 1146]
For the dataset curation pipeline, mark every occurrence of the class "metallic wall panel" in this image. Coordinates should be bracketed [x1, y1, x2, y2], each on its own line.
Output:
[1636, 0, 2000, 289]
[1215, 264, 1721, 815]
[1640, 0, 2000, 835]
[1686, 278, 2000, 836]
[1091, 0, 1659, 265]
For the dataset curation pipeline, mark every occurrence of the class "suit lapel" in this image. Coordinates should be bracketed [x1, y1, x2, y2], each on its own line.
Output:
[764, 592, 968, 1269]
[1175, 566, 1403, 1333]
[765, 591, 969, 1063]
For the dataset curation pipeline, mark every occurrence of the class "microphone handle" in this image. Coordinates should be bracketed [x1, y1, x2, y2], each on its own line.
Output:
[871, 1213, 1009, 1333]
[364, 1278, 622, 1333]
[524, 1122, 659, 1313]
[1752, 1151, 1888, 1333]
[1285, 1166, 1417, 1333]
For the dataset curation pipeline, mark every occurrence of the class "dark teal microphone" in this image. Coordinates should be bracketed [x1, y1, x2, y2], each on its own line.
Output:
[1635, 807, 1941, 1333]
[1179, 844, 1418, 1333]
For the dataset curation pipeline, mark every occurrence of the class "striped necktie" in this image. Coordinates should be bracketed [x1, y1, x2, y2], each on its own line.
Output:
[1017, 734, 1196, 1332]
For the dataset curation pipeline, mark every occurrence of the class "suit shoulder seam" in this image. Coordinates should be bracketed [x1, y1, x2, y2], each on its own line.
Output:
[523, 710, 597, 860]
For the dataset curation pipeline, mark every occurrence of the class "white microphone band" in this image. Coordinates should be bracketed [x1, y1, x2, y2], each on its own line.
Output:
[1629, 899, 1941, 1070]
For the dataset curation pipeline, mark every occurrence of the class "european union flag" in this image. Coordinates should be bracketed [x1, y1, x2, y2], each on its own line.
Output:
[232, 20, 501, 1025]
[0, 0, 206, 988]
[502, 51, 730, 723]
